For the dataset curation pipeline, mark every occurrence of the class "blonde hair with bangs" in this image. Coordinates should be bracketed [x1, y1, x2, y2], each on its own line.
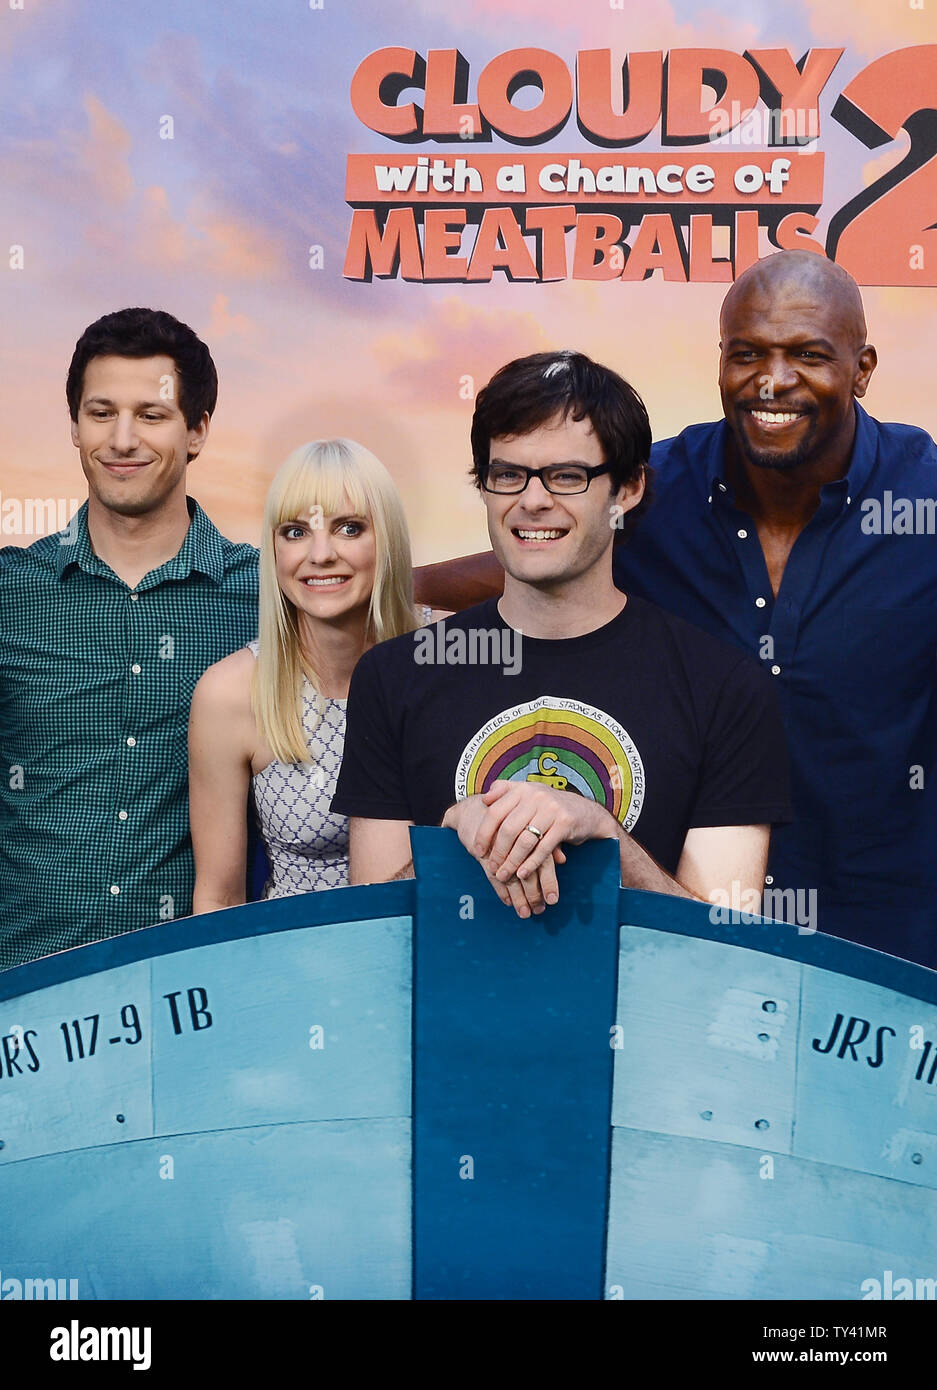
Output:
[254, 438, 419, 764]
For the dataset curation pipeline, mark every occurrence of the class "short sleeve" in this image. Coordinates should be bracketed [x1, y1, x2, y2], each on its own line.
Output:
[689, 656, 792, 828]
[331, 648, 414, 821]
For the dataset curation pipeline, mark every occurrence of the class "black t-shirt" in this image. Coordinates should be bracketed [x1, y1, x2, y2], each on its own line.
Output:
[331, 596, 792, 875]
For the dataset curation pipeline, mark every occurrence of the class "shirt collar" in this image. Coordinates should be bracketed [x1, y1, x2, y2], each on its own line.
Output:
[704, 422, 732, 499]
[838, 401, 877, 500]
[707, 401, 877, 506]
[54, 501, 96, 578]
[55, 497, 226, 586]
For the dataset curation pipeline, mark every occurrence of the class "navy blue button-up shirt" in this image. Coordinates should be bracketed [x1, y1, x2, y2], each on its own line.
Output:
[614, 403, 937, 966]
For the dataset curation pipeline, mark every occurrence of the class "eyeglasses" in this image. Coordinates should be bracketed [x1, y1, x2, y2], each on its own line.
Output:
[480, 462, 612, 495]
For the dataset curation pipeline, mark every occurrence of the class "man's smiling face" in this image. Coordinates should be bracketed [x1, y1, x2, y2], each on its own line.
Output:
[71, 354, 207, 517]
[483, 411, 640, 589]
[719, 278, 875, 473]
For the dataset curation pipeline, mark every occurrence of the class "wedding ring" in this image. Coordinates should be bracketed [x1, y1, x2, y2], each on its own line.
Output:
[526, 824, 543, 840]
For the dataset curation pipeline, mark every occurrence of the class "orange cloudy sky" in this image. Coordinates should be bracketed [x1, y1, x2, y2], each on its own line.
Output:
[1, 0, 935, 562]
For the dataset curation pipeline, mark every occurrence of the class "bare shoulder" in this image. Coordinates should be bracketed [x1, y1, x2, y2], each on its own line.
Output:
[192, 646, 256, 717]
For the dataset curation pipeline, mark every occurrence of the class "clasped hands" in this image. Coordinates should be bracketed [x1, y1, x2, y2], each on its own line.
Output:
[441, 780, 617, 918]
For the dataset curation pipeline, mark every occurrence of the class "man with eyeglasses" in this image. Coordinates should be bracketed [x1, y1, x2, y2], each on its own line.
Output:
[332, 351, 791, 915]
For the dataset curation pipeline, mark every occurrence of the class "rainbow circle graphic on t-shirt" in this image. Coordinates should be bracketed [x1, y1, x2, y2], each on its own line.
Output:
[454, 696, 645, 830]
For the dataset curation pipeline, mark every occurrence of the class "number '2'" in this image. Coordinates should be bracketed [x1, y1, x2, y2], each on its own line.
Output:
[828, 44, 937, 285]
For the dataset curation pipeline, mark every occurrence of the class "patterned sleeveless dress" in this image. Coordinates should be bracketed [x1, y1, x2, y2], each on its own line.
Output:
[246, 607, 431, 896]
[246, 640, 348, 894]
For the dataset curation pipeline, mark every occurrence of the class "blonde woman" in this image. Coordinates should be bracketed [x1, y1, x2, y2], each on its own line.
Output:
[189, 439, 442, 909]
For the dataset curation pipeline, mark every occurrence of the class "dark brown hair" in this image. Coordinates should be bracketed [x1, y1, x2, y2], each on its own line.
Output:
[66, 307, 218, 428]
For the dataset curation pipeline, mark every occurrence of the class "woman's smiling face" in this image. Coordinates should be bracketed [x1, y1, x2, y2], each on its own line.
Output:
[274, 491, 377, 624]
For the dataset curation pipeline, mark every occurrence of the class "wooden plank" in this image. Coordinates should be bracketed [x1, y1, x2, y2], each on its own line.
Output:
[151, 918, 411, 1133]
[795, 964, 937, 1188]
[0, 919, 411, 1172]
[606, 1128, 937, 1300]
[0, 962, 153, 1163]
[612, 926, 800, 1154]
[0, 1119, 410, 1299]
[410, 829, 621, 1300]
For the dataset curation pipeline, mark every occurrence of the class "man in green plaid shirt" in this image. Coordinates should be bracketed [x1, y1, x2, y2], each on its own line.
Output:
[0, 308, 259, 970]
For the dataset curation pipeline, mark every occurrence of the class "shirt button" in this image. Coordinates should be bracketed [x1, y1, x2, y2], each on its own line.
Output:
[118, 810, 128, 821]
[126, 736, 137, 747]
[718, 483, 727, 493]
[755, 597, 766, 608]
[765, 875, 774, 885]
[130, 592, 139, 602]
[131, 663, 141, 675]
[737, 528, 748, 539]
[771, 664, 781, 675]
[109, 884, 120, 896]
[707, 495, 712, 504]
[846, 496, 851, 505]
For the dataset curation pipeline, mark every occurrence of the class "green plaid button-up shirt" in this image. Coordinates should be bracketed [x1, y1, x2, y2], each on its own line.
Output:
[0, 498, 259, 970]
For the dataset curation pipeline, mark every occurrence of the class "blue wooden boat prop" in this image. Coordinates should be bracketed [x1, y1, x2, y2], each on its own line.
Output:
[1, 829, 935, 1300]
